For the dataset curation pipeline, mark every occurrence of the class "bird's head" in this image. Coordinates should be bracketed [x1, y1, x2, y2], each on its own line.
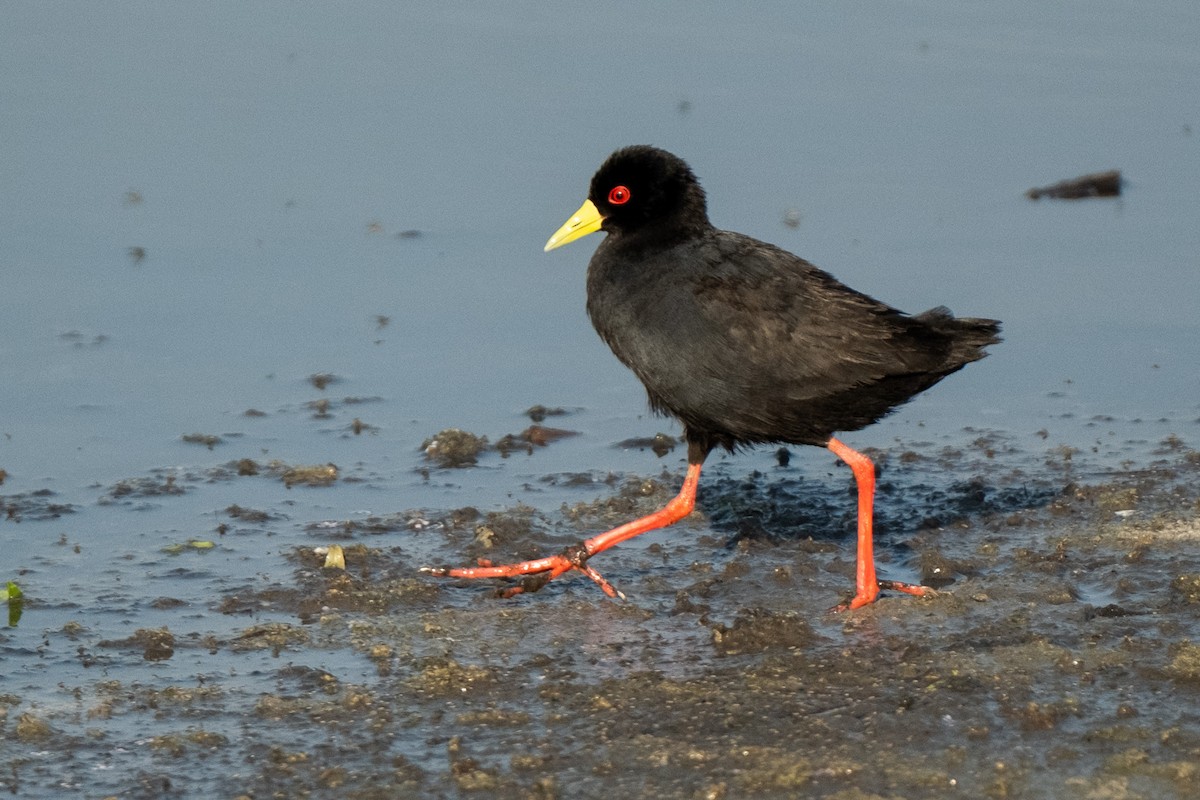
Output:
[545, 146, 709, 252]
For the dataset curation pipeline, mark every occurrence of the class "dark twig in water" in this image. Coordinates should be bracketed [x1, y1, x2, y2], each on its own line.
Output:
[1026, 170, 1121, 200]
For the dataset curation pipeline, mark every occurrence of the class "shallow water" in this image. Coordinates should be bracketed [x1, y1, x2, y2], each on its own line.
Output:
[3, 2, 1199, 798]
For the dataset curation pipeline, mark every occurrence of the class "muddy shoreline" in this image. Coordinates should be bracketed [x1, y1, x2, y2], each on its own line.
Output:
[5, 432, 1198, 799]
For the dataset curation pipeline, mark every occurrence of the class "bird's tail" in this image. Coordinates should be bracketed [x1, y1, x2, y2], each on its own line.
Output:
[916, 306, 1002, 364]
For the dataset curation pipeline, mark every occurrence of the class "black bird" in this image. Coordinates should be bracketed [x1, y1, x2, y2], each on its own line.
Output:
[425, 146, 1001, 609]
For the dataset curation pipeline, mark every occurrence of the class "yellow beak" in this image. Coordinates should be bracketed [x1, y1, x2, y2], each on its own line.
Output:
[544, 199, 603, 252]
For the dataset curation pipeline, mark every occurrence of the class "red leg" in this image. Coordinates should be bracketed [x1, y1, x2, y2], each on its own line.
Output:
[422, 462, 704, 598]
[827, 437, 931, 611]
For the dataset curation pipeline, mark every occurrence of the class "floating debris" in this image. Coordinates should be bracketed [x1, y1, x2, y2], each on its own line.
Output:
[1171, 574, 1200, 605]
[14, 713, 52, 741]
[310, 373, 338, 391]
[615, 433, 677, 457]
[162, 539, 216, 555]
[521, 425, 576, 446]
[5, 581, 22, 626]
[59, 330, 108, 348]
[182, 433, 222, 450]
[525, 404, 567, 423]
[321, 544, 346, 570]
[1026, 170, 1121, 200]
[98, 627, 176, 661]
[422, 428, 489, 468]
[1, 489, 76, 521]
[102, 475, 185, 503]
[308, 398, 331, 417]
[226, 504, 272, 522]
[231, 622, 310, 653]
[268, 461, 340, 488]
[495, 425, 578, 456]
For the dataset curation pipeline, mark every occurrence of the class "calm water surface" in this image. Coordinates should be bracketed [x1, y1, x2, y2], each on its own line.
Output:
[1, 2, 1197, 796]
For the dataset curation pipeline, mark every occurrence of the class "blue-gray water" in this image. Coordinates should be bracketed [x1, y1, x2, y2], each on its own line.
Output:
[2, 3, 1198, 797]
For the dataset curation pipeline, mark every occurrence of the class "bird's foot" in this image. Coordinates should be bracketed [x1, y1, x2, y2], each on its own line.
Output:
[420, 543, 626, 600]
[830, 580, 936, 613]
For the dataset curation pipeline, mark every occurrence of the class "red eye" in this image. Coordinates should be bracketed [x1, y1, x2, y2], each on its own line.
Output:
[608, 185, 631, 205]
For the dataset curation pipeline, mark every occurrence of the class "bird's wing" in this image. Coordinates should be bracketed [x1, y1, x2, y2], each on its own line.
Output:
[683, 232, 950, 399]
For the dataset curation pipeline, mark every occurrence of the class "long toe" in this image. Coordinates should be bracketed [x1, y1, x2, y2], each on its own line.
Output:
[831, 580, 936, 612]
[878, 580, 936, 598]
[423, 548, 610, 597]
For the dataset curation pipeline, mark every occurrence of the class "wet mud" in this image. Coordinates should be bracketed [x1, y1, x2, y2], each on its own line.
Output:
[5, 428, 1198, 798]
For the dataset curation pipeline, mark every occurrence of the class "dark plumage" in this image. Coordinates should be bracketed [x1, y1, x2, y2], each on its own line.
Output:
[426, 145, 1000, 608]
[586, 147, 998, 451]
